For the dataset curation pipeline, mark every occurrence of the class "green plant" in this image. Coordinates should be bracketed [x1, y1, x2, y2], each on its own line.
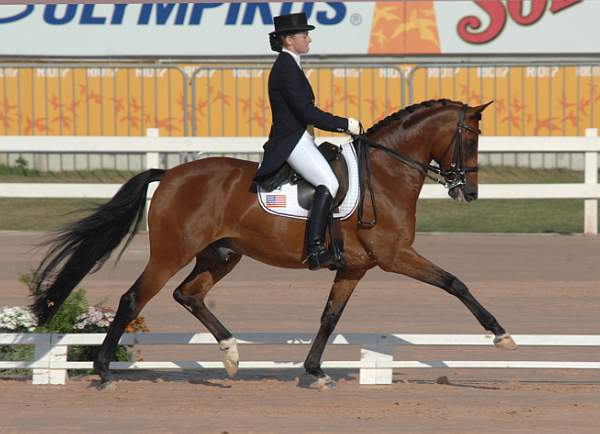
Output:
[36, 288, 88, 334]
[14, 157, 29, 176]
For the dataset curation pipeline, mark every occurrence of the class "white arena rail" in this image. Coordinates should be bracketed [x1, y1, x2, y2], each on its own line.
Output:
[1, 332, 600, 386]
[0, 129, 598, 234]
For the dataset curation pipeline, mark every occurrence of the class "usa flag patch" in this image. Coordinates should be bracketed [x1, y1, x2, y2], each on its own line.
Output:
[266, 194, 286, 208]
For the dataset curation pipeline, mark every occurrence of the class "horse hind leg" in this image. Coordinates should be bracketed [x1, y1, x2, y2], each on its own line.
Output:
[94, 260, 180, 389]
[173, 244, 242, 378]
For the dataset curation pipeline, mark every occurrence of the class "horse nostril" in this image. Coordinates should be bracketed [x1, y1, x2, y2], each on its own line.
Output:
[463, 184, 478, 202]
[465, 192, 478, 202]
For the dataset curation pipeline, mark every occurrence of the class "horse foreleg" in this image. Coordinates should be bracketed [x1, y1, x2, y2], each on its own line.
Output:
[94, 262, 176, 389]
[173, 245, 242, 378]
[380, 247, 517, 349]
[303, 268, 367, 389]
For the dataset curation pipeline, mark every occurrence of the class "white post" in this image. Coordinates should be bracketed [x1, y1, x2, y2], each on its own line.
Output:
[584, 128, 598, 235]
[359, 334, 393, 385]
[145, 128, 160, 231]
[145, 128, 160, 169]
[32, 334, 52, 385]
[48, 343, 68, 385]
[31, 334, 67, 385]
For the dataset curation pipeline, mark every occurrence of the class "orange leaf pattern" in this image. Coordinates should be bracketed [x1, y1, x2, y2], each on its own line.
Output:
[369, 2, 441, 54]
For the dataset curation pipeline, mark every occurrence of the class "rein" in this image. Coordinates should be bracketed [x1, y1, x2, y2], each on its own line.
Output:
[354, 104, 481, 228]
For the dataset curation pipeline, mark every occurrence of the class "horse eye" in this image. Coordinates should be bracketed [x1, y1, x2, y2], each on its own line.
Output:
[466, 140, 477, 152]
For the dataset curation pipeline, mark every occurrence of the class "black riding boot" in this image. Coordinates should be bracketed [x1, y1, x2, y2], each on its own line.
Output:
[306, 185, 337, 271]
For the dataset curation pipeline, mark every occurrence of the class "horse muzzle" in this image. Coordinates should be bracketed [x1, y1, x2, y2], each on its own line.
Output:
[448, 184, 478, 203]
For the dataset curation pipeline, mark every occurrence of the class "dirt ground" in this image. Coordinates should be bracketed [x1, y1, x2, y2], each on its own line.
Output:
[1, 230, 600, 433]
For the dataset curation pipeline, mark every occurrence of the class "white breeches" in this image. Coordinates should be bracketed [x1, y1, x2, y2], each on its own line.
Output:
[286, 130, 339, 197]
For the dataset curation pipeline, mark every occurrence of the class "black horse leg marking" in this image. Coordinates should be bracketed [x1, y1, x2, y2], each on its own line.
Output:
[94, 264, 174, 387]
[304, 269, 366, 383]
[382, 247, 506, 336]
[173, 246, 242, 376]
[93, 286, 138, 386]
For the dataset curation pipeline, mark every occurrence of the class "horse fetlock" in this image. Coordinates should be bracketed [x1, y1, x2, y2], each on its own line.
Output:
[304, 361, 325, 378]
[93, 359, 112, 385]
[219, 337, 239, 377]
[493, 333, 518, 350]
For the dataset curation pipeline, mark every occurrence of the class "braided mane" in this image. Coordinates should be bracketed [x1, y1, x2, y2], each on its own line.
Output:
[366, 99, 465, 135]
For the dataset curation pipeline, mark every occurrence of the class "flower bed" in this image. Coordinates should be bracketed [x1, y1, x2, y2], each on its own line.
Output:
[1, 279, 148, 377]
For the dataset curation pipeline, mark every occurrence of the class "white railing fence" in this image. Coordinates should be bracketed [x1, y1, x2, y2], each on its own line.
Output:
[2, 332, 600, 386]
[0, 129, 598, 234]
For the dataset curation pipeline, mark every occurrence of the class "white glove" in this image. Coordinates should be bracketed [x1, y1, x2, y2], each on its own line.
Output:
[347, 118, 361, 135]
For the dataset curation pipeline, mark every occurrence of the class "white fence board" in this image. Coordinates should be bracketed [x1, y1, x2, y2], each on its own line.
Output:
[1, 135, 600, 153]
[421, 183, 600, 199]
[2, 332, 600, 386]
[0, 132, 598, 233]
[6, 332, 600, 346]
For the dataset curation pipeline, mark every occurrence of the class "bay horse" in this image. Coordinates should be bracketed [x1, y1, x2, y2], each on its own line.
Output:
[30, 99, 516, 390]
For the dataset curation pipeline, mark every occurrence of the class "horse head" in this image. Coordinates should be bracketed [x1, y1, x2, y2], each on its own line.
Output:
[429, 100, 493, 203]
[364, 99, 493, 204]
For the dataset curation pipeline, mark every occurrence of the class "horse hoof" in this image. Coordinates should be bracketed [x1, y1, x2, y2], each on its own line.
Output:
[223, 358, 239, 378]
[317, 375, 336, 390]
[96, 380, 115, 391]
[494, 333, 518, 350]
[219, 337, 239, 378]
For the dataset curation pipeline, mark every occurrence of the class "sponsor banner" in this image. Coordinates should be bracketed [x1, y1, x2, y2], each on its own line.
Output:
[0, 1, 595, 56]
[434, 0, 595, 53]
[0, 3, 374, 56]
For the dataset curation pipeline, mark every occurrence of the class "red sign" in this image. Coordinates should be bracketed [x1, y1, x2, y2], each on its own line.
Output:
[457, 0, 582, 44]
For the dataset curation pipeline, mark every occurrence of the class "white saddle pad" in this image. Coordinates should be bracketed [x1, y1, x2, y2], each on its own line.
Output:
[257, 142, 360, 221]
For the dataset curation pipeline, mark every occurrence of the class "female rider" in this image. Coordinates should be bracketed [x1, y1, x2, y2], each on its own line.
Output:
[254, 12, 361, 271]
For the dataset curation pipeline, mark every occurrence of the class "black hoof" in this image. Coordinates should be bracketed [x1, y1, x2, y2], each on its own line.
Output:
[98, 381, 115, 391]
[90, 379, 115, 391]
[93, 362, 113, 390]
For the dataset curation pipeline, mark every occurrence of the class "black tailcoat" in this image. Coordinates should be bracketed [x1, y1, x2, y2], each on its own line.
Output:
[253, 52, 348, 182]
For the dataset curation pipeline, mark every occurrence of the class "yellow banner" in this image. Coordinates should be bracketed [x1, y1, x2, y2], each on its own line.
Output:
[0, 64, 598, 137]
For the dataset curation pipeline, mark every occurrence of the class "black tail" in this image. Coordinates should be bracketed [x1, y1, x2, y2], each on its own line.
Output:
[30, 168, 165, 325]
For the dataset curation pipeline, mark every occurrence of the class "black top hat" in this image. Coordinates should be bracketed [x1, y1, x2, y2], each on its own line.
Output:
[269, 12, 315, 37]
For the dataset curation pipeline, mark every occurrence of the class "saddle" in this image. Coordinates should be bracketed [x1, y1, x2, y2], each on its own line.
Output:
[256, 142, 349, 269]
[257, 142, 349, 211]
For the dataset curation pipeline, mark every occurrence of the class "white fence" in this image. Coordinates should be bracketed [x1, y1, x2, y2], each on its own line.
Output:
[2, 332, 600, 386]
[0, 129, 598, 234]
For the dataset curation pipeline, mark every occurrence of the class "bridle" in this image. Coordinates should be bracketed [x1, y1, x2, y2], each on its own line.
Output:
[427, 104, 481, 190]
[353, 104, 481, 227]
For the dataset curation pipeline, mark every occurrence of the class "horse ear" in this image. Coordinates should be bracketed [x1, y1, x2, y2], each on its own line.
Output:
[471, 100, 494, 113]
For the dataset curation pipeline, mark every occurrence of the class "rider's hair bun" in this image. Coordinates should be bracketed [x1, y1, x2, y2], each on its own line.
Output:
[269, 33, 283, 53]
